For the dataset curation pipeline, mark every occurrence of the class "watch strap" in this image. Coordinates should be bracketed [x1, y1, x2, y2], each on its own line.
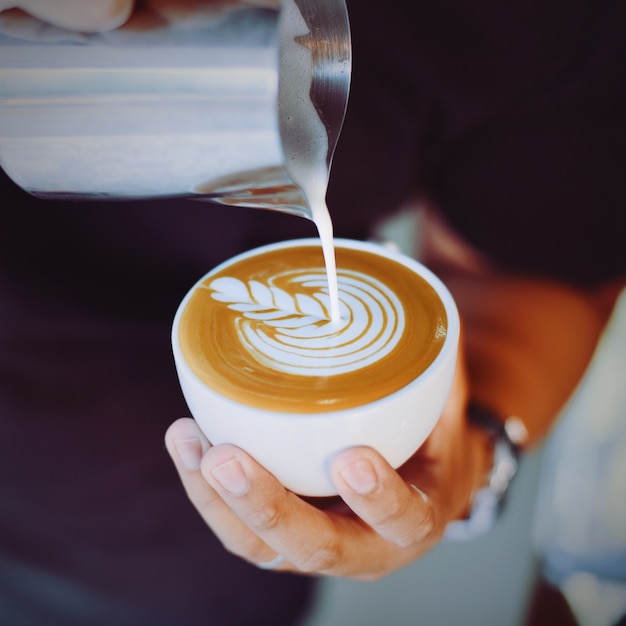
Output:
[444, 403, 524, 541]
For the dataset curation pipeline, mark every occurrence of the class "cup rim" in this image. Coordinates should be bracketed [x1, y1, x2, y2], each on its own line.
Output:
[172, 237, 460, 419]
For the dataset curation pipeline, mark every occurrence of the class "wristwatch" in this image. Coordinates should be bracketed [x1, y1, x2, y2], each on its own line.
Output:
[444, 403, 526, 541]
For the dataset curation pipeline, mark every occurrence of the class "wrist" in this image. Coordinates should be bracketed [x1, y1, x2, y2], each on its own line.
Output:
[445, 403, 526, 541]
[461, 420, 494, 518]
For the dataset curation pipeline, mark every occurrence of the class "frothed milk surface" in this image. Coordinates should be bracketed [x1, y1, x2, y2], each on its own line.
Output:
[178, 243, 447, 413]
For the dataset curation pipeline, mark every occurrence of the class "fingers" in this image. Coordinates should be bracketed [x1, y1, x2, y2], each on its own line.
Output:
[167, 420, 333, 572]
[165, 419, 284, 567]
[167, 420, 444, 579]
[201, 443, 440, 578]
[165, 418, 233, 520]
[14, 0, 134, 31]
[331, 447, 438, 549]
[200, 443, 344, 575]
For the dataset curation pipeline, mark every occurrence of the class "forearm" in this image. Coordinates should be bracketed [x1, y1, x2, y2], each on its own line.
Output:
[437, 268, 621, 449]
[417, 205, 623, 449]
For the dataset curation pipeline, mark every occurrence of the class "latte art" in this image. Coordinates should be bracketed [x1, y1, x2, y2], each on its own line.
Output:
[178, 242, 447, 413]
[207, 268, 405, 376]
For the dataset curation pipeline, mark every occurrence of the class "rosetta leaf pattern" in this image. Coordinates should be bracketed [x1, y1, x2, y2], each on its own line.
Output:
[209, 277, 329, 321]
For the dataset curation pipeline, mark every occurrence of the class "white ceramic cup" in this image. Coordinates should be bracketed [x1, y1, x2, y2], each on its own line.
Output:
[172, 238, 460, 496]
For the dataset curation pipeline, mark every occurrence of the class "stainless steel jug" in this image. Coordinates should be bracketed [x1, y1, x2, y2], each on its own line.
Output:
[0, 0, 351, 219]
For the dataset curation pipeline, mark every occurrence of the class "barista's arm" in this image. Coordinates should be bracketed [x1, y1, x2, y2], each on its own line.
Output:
[164, 220, 622, 580]
[418, 207, 623, 448]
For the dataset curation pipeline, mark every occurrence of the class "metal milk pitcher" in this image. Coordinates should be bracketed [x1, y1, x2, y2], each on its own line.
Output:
[0, 0, 351, 219]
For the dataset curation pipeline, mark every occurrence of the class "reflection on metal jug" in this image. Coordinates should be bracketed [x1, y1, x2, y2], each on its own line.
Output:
[0, 0, 351, 219]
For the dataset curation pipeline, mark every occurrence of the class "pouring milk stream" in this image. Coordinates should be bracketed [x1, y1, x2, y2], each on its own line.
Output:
[278, 0, 344, 323]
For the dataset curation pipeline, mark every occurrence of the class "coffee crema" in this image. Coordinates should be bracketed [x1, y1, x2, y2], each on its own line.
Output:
[178, 244, 447, 413]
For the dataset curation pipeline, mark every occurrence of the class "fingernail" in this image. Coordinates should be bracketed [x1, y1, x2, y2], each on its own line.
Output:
[410, 484, 430, 504]
[211, 459, 249, 496]
[174, 437, 203, 471]
[339, 458, 378, 495]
